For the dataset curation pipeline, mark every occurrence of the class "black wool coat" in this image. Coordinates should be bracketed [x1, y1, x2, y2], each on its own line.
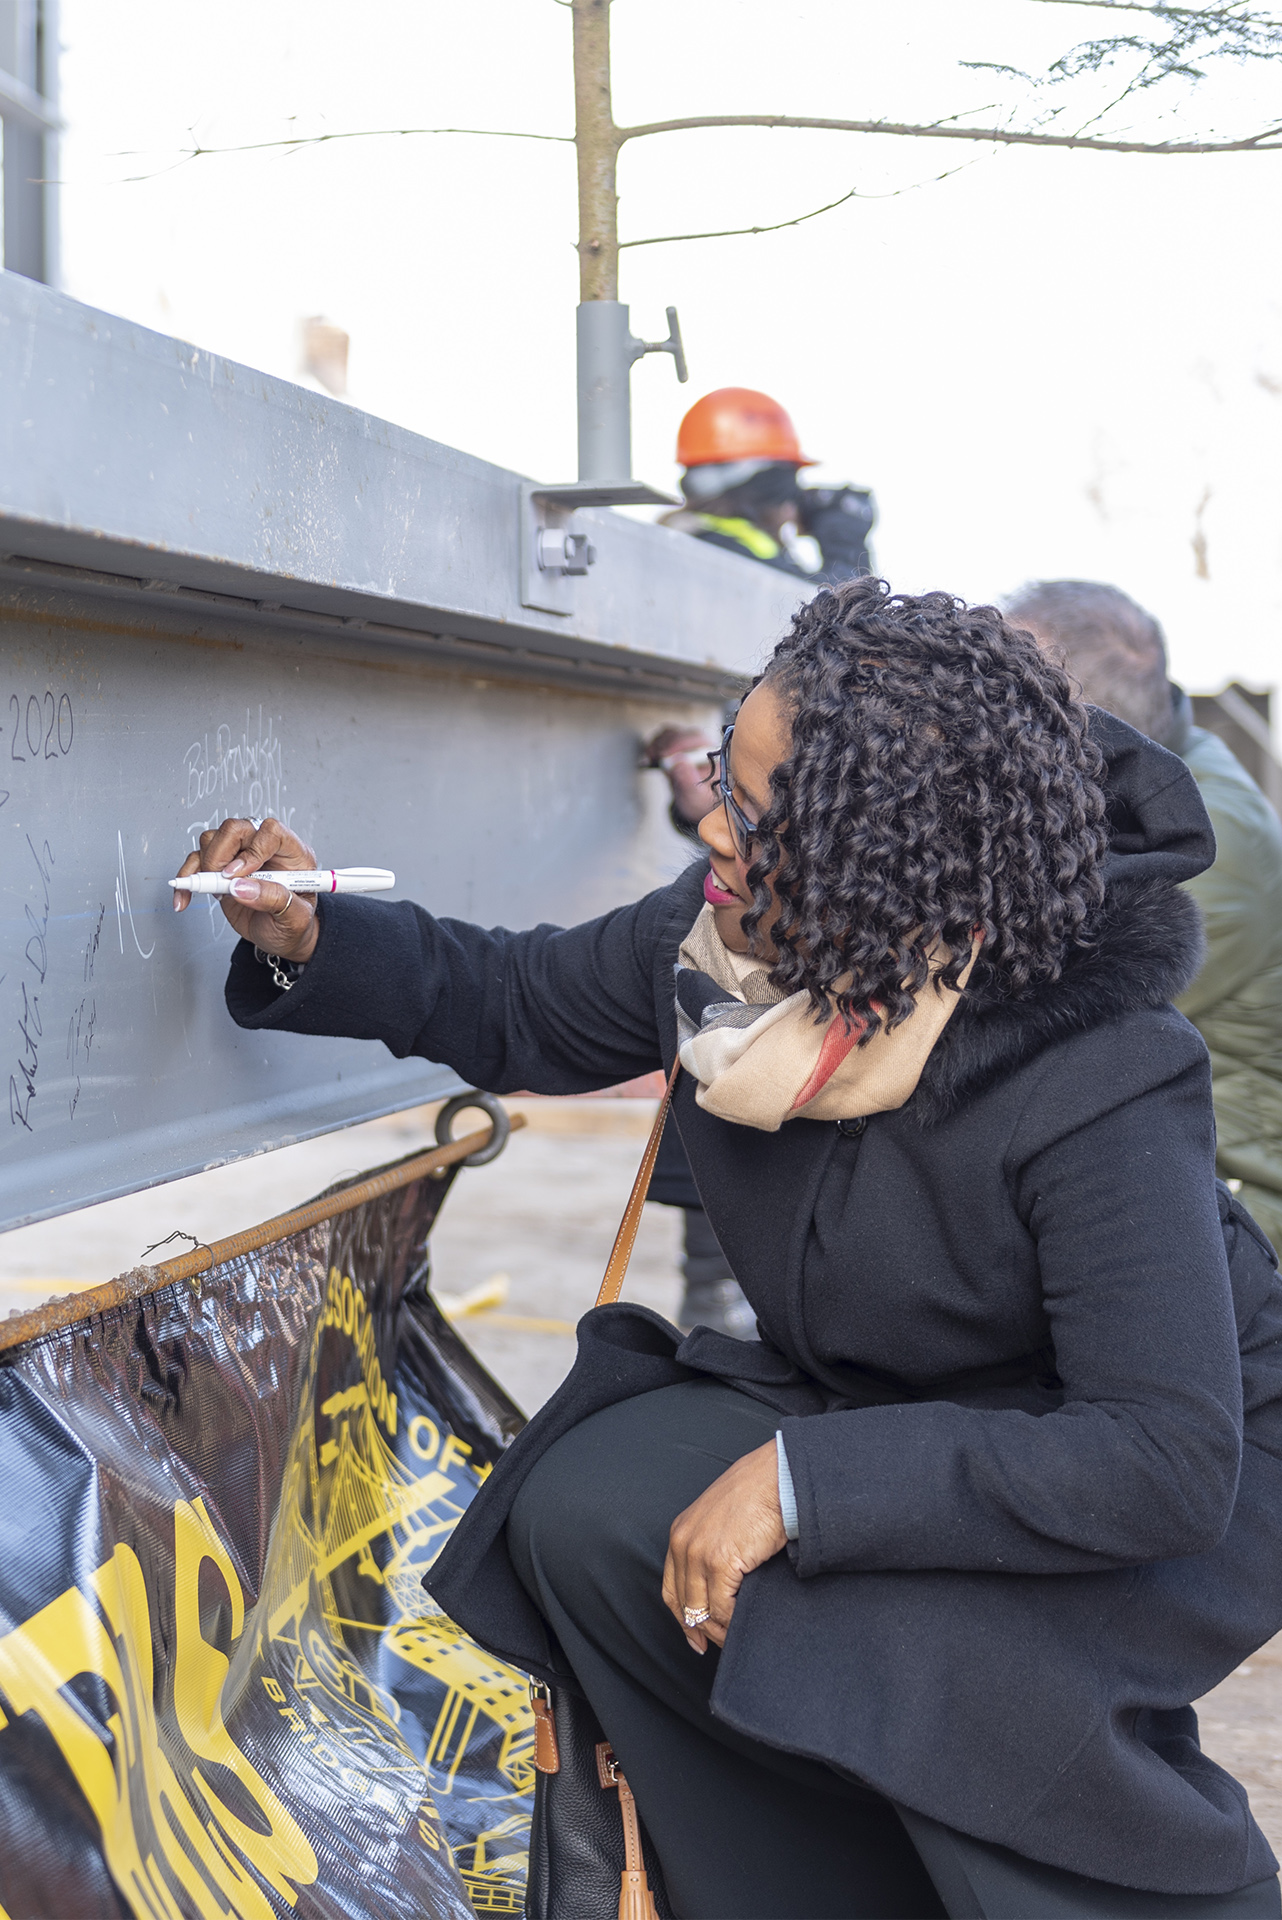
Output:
[227, 713, 1282, 1896]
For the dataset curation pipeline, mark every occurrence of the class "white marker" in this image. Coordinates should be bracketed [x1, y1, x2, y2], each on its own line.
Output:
[170, 867, 395, 896]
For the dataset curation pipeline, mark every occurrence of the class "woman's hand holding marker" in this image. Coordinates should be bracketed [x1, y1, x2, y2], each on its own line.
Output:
[173, 817, 323, 963]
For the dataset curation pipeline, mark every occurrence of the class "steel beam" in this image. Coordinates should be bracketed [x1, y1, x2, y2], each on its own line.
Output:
[0, 277, 802, 1230]
[0, 277, 796, 696]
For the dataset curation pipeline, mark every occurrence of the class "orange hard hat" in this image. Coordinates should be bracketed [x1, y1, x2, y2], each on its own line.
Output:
[676, 387, 815, 469]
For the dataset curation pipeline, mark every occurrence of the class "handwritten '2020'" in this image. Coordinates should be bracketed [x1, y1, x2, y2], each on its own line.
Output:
[1, 688, 74, 817]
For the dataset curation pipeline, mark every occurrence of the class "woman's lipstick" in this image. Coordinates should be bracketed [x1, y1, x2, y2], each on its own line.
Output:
[703, 866, 740, 907]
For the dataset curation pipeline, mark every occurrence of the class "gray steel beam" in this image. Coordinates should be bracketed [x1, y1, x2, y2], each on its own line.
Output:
[0, 579, 716, 1230]
[0, 276, 803, 1232]
[0, 276, 797, 693]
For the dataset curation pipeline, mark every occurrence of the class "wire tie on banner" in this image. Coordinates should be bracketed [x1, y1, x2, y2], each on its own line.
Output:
[139, 1230, 211, 1284]
[140, 1230, 201, 1259]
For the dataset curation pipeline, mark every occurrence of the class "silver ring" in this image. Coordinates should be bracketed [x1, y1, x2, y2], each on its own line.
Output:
[683, 1606, 712, 1628]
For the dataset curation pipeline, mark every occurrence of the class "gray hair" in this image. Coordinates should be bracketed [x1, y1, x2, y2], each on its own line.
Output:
[1004, 580, 1176, 745]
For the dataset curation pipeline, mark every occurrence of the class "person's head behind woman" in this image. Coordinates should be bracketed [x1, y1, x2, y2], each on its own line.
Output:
[709, 576, 1109, 1036]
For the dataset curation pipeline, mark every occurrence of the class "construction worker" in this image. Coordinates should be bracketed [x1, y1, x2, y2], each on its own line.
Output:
[664, 387, 875, 582]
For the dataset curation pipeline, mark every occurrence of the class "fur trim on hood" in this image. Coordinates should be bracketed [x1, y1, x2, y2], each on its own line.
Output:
[913, 709, 1214, 1127]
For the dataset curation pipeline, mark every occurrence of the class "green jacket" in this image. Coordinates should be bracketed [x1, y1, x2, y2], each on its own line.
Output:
[1172, 694, 1282, 1249]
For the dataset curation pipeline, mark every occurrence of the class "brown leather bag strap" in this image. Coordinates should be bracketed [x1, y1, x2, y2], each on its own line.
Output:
[595, 1743, 661, 1920]
[594, 1060, 681, 1309]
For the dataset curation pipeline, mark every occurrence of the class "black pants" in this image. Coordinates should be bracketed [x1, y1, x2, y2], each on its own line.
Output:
[507, 1379, 1281, 1920]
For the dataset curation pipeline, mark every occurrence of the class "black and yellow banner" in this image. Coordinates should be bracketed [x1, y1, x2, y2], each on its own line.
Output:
[0, 1155, 536, 1918]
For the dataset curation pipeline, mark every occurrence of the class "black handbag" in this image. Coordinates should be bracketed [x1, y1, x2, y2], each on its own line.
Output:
[523, 1065, 681, 1920]
[526, 1681, 676, 1920]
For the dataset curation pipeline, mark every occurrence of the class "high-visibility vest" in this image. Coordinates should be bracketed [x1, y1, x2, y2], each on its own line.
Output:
[695, 515, 782, 561]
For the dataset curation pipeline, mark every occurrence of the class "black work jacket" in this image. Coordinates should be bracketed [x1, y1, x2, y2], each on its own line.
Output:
[226, 713, 1282, 1896]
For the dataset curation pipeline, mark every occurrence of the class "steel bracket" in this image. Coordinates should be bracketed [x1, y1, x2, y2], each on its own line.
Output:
[520, 481, 598, 615]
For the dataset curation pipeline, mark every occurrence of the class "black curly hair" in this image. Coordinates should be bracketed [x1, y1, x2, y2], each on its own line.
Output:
[742, 576, 1109, 1032]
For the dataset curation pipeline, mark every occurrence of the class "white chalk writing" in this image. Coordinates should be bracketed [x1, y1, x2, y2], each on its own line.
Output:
[9, 837, 53, 1131]
[183, 709, 293, 841]
[67, 903, 105, 1121]
[115, 832, 155, 961]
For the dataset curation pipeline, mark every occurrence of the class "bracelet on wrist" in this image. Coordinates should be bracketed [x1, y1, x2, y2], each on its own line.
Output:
[253, 946, 306, 992]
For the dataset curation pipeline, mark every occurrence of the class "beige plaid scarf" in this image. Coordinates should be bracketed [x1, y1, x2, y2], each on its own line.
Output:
[675, 904, 978, 1132]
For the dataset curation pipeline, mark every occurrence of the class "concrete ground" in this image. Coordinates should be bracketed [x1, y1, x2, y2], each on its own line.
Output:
[2, 1101, 1279, 1862]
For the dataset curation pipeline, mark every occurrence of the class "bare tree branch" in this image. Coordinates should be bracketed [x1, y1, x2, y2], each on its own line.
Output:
[116, 0, 1282, 203]
[618, 154, 984, 250]
[115, 125, 574, 179]
[1025, 0, 1280, 19]
[616, 111, 1282, 153]
[619, 186, 863, 249]
[980, 0, 1282, 146]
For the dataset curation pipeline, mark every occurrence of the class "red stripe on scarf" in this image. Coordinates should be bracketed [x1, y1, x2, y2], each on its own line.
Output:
[790, 1013, 868, 1113]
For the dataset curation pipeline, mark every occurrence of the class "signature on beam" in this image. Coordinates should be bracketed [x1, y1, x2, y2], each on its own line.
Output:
[9, 836, 53, 1131]
[115, 829, 155, 961]
[66, 902, 105, 1122]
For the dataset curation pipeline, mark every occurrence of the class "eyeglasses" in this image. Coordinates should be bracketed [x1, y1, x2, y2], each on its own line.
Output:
[712, 724, 762, 858]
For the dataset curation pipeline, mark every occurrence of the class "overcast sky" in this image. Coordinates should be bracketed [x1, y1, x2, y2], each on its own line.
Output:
[55, 0, 1282, 700]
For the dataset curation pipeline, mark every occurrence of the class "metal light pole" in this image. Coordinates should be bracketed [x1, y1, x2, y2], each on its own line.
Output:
[575, 298, 686, 500]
